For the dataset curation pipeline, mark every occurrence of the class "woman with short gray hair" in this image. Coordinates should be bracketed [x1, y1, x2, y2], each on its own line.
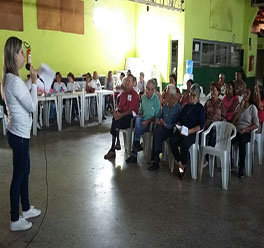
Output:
[169, 83, 205, 179]
[149, 84, 181, 171]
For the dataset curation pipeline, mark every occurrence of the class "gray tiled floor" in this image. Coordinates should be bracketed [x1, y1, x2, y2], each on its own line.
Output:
[0, 119, 264, 248]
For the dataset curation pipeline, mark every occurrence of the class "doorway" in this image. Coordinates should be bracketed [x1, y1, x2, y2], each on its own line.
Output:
[170, 40, 178, 78]
[256, 49, 264, 85]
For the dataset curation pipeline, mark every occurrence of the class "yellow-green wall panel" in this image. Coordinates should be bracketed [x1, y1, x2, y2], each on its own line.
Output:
[184, 0, 257, 78]
[0, 0, 136, 80]
[134, 3, 185, 85]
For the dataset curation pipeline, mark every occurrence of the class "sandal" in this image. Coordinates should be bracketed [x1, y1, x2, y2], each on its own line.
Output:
[178, 167, 186, 179]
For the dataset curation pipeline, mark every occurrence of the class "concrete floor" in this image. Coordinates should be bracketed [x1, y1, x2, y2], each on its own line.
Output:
[0, 118, 264, 248]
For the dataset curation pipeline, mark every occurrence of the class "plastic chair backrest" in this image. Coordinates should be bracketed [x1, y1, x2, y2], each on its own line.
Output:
[0, 105, 3, 118]
[211, 121, 236, 151]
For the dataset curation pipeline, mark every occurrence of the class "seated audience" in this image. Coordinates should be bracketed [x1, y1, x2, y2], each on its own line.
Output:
[234, 71, 246, 97]
[85, 72, 95, 93]
[180, 79, 193, 106]
[231, 87, 258, 178]
[67, 72, 81, 92]
[254, 84, 264, 130]
[89, 71, 102, 91]
[104, 74, 139, 159]
[67, 72, 80, 122]
[169, 74, 181, 102]
[149, 84, 181, 171]
[53, 72, 67, 93]
[104, 71, 114, 113]
[126, 79, 160, 163]
[126, 69, 131, 77]
[204, 82, 226, 149]
[218, 73, 226, 97]
[223, 81, 239, 122]
[137, 72, 146, 96]
[105, 70, 114, 90]
[169, 83, 205, 179]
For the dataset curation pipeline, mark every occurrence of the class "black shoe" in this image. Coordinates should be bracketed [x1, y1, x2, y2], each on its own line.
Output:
[138, 143, 144, 152]
[148, 161, 159, 171]
[126, 155, 137, 163]
[238, 168, 244, 178]
[178, 167, 186, 179]
[102, 116, 106, 120]
[133, 141, 142, 152]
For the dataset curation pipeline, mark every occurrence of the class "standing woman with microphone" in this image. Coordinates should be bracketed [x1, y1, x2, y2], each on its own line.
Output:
[1, 37, 41, 231]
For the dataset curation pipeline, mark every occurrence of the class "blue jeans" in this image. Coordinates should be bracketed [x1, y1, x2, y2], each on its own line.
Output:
[131, 117, 150, 157]
[49, 102, 56, 121]
[7, 131, 30, 221]
[134, 117, 150, 142]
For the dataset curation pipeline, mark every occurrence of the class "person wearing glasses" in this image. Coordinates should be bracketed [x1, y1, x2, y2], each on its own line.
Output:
[169, 83, 205, 179]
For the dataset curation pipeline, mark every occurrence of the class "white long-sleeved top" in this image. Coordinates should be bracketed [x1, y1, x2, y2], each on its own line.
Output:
[89, 79, 101, 90]
[67, 81, 81, 92]
[4, 73, 38, 138]
[53, 82, 67, 93]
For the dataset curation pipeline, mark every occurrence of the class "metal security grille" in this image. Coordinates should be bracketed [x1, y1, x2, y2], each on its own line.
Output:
[128, 0, 184, 12]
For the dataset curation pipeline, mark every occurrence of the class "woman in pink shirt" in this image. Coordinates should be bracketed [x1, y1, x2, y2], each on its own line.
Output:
[223, 81, 239, 122]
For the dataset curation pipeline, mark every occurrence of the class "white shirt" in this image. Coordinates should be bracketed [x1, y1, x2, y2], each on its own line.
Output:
[67, 81, 81, 92]
[4, 73, 38, 138]
[89, 79, 102, 90]
[53, 82, 67, 93]
[104, 78, 113, 90]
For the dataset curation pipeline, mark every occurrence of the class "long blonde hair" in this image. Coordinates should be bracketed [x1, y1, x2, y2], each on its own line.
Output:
[1, 37, 22, 100]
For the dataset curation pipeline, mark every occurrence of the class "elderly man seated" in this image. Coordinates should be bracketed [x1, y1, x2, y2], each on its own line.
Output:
[126, 79, 161, 163]
[149, 84, 182, 171]
[104, 74, 139, 160]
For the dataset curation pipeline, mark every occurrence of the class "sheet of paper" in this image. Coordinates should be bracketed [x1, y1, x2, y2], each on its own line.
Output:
[176, 124, 182, 131]
[38, 63, 55, 93]
[181, 125, 188, 136]
[25, 63, 55, 94]
[195, 43, 199, 52]
[132, 111, 137, 117]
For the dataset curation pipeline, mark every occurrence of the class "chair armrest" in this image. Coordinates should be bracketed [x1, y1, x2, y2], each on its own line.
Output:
[149, 121, 155, 132]
[195, 129, 204, 146]
[201, 128, 211, 147]
[230, 128, 237, 141]
[130, 117, 136, 129]
[250, 128, 258, 144]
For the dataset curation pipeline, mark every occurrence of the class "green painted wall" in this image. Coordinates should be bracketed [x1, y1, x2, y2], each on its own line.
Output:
[0, 0, 257, 91]
[0, 0, 136, 80]
[242, 0, 258, 78]
[134, 4, 185, 85]
[183, 0, 258, 92]
[258, 37, 264, 50]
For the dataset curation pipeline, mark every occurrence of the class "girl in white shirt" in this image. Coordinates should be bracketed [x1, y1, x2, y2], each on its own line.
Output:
[67, 72, 81, 92]
[1, 36, 41, 231]
[67, 72, 80, 121]
[53, 72, 67, 93]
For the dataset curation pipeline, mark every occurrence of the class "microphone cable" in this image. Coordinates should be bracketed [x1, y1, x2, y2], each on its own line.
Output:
[25, 81, 49, 248]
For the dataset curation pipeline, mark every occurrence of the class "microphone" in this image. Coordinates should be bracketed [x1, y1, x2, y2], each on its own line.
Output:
[25, 63, 44, 84]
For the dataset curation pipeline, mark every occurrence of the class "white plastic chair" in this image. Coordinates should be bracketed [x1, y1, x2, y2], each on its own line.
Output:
[232, 128, 257, 177]
[0, 105, 7, 135]
[142, 122, 154, 164]
[168, 129, 203, 180]
[199, 121, 236, 190]
[121, 118, 135, 156]
[255, 123, 264, 165]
